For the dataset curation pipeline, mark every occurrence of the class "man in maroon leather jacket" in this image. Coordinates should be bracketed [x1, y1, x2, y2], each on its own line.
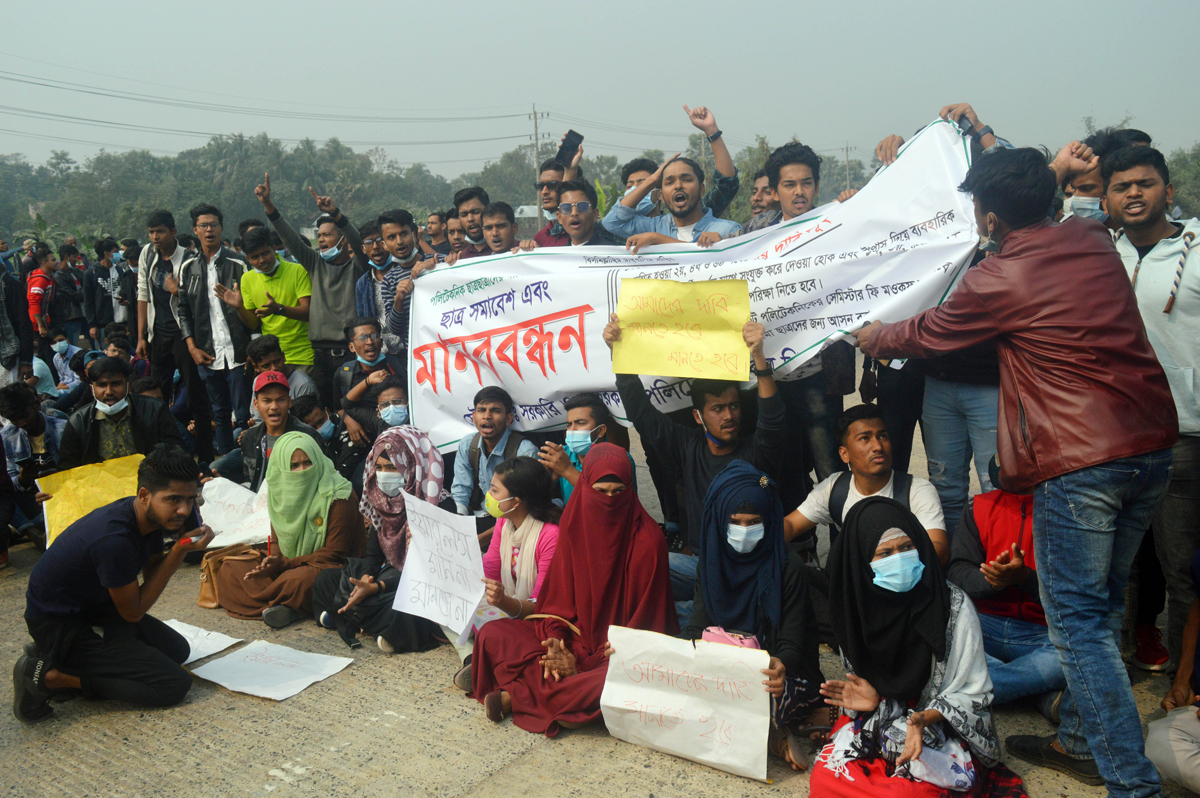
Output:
[859, 146, 1177, 798]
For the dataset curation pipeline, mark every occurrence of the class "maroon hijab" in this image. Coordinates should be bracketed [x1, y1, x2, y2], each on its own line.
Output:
[535, 443, 678, 666]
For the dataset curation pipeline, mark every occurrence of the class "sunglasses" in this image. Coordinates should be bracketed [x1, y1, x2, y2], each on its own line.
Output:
[557, 201, 593, 215]
[535, 180, 562, 191]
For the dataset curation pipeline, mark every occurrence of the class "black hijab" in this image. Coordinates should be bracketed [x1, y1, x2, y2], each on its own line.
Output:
[827, 496, 950, 702]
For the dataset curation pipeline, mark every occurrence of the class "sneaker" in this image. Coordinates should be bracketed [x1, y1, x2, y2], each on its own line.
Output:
[376, 636, 395, 654]
[317, 611, 336, 629]
[453, 657, 473, 692]
[1134, 625, 1170, 672]
[12, 655, 53, 724]
[1006, 734, 1104, 787]
[261, 605, 304, 629]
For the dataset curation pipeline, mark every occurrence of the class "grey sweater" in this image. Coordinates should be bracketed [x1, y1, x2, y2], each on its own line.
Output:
[267, 208, 368, 346]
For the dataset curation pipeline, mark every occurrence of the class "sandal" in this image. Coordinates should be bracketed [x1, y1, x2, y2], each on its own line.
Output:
[768, 726, 810, 771]
[484, 691, 507, 722]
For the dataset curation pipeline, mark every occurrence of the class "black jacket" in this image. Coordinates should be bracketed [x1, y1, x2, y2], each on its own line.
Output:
[82, 263, 117, 327]
[174, 246, 253, 363]
[1, 271, 34, 370]
[240, 415, 324, 492]
[58, 394, 184, 470]
[335, 355, 406, 412]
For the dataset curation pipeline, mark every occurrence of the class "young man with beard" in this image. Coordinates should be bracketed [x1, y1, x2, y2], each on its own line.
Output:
[175, 203, 257, 457]
[1106, 145, 1200, 673]
[749, 170, 778, 218]
[604, 155, 742, 251]
[135, 210, 215, 464]
[425, 211, 451, 255]
[449, 186, 492, 260]
[234, 225, 314, 373]
[254, 175, 367, 410]
[13, 444, 213, 723]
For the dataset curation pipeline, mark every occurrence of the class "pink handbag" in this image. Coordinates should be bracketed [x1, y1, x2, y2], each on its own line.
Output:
[701, 626, 761, 649]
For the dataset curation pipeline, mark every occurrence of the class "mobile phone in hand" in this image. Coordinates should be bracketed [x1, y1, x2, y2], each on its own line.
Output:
[555, 130, 584, 169]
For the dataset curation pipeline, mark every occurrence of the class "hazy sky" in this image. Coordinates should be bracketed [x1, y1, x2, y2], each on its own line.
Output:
[2, 0, 1194, 181]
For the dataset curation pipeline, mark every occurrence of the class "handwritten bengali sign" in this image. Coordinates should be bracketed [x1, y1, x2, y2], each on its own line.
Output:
[409, 118, 979, 453]
[198, 477, 270, 547]
[612, 278, 751, 381]
[393, 493, 485, 637]
[39, 454, 143, 546]
[600, 625, 771, 781]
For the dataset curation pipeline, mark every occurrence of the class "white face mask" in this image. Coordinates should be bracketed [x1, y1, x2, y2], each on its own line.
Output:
[1063, 195, 1108, 222]
[375, 470, 406, 497]
[726, 522, 765, 554]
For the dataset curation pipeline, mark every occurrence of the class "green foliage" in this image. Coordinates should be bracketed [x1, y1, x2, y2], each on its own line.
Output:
[1169, 142, 1200, 218]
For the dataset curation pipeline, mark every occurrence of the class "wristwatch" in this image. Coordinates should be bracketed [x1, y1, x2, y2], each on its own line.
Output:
[971, 125, 994, 142]
[754, 360, 774, 376]
[707, 129, 723, 143]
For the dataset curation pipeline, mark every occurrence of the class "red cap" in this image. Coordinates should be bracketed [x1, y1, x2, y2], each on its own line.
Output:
[253, 370, 289, 394]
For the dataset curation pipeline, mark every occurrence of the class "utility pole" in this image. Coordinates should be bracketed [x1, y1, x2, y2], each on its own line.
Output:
[844, 141, 851, 192]
[532, 103, 544, 225]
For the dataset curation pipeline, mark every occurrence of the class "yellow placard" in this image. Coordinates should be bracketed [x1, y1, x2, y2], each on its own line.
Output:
[612, 278, 751, 380]
[38, 454, 144, 546]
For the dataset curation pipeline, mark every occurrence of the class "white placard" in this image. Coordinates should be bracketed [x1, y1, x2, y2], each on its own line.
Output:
[191, 640, 353, 700]
[199, 477, 270, 548]
[164, 619, 244, 665]
[393, 493, 486, 637]
[600, 625, 771, 781]
[409, 118, 978, 452]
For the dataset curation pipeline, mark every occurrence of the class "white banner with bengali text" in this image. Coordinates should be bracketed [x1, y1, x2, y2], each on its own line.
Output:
[409, 119, 977, 452]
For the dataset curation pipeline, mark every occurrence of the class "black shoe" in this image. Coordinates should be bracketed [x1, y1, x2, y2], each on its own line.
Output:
[1005, 734, 1104, 787]
[12, 655, 53, 724]
[262, 605, 304, 629]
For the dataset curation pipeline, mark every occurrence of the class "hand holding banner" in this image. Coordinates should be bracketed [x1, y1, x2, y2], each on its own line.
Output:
[393, 494, 486, 637]
[612, 278, 751, 380]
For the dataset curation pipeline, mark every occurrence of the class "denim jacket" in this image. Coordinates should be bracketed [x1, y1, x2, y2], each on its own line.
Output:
[602, 204, 742, 241]
[2, 414, 68, 485]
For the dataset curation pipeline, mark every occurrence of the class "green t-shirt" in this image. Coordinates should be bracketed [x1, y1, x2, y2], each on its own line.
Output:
[241, 257, 315, 366]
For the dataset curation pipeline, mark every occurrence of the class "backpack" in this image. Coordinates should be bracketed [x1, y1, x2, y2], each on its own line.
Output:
[467, 430, 527, 513]
[829, 470, 913, 530]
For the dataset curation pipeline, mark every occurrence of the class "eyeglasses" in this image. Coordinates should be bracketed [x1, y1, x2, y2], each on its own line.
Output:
[361, 237, 382, 246]
[378, 399, 407, 409]
[353, 332, 381, 343]
[535, 180, 562, 191]
[195, 222, 220, 230]
[557, 201, 592, 215]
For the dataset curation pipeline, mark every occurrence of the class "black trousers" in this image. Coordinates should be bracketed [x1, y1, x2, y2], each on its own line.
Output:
[149, 332, 214, 462]
[876, 363, 925, 474]
[311, 344, 349, 413]
[26, 606, 192, 708]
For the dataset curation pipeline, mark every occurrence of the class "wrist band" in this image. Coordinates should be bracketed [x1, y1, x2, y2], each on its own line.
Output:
[707, 129, 723, 143]
[971, 125, 994, 142]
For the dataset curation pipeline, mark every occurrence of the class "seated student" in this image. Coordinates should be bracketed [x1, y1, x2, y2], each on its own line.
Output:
[814, 497, 1024, 797]
[131, 376, 195, 456]
[451, 386, 539, 532]
[335, 317, 405, 421]
[470, 444, 677, 733]
[293, 377, 388, 494]
[1147, 550, 1200, 794]
[245, 334, 317, 425]
[0, 382, 67, 543]
[605, 316, 785, 622]
[13, 445, 214, 723]
[682, 461, 824, 772]
[452, 457, 562, 692]
[57, 357, 183, 470]
[947, 476, 1064, 722]
[311, 426, 447, 653]
[784, 404, 948, 565]
[537, 393, 632, 504]
[104, 336, 150, 380]
[48, 329, 83, 392]
[233, 371, 323, 491]
[51, 350, 96, 415]
[26, 357, 58, 404]
[213, 432, 365, 628]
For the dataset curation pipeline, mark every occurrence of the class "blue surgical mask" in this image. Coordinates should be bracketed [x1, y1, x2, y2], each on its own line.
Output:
[111, 251, 124, 264]
[318, 418, 335, 440]
[1064, 195, 1108, 222]
[624, 185, 658, 216]
[94, 396, 129, 416]
[356, 351, 386, 367]
[870, 549, 925, 593]
[380, 404, 409, 426]
[319, 242, 343, 262]
[372, 255, 394, 271]
[51, 341, 69, 355]
[726, 522, 765, 554]
[564, 428, 598, 457]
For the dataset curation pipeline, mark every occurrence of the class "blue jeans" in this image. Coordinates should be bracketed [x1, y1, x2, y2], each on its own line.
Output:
[198, 364, 249, 456]
[669, 552, 697, 629]
[1034, 449, 1173, 798]
[921, 377, 999, 532]
[211, 447, 244, 483]
[776, 372, 844, 482]
[977, 612, 1065, 704]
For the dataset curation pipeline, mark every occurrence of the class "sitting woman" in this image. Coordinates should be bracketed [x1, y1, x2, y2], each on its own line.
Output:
[215, 432, 366, 628]
[311, 425, 447, 652]
[470, 443, 677, 736]
[813, 496, 1026, 798]
[453, 456, 561, 691]
[681, 461, 824, 772]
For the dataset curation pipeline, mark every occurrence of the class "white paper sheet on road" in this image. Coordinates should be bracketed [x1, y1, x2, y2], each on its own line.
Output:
[164, 619, 244, 665]
[408, 119, 978, 452]
[600, 625, 771, 781]
[191, 640, 353, 700]
[393, 493, 486, 637]
[198, 477, 270, 548]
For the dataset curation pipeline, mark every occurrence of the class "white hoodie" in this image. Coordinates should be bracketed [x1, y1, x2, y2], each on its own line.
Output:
[1116, 217, 1200, 435]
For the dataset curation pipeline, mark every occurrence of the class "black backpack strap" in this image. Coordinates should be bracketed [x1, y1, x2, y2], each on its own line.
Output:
[891, 471, 913, 513]
[503, 430, 526, 461]
[829, 471, 852, 527]
[467, 433, 484, 512]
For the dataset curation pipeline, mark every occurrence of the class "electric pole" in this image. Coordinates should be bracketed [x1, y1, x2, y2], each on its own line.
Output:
[845, 141, 851, 192]
[532, 104, 544, 225]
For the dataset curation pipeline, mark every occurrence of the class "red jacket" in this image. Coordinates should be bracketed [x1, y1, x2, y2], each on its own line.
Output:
[868, 217, 1177, 491]
[26, 268, 54, 327]
[969, 491, 1043, 625]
